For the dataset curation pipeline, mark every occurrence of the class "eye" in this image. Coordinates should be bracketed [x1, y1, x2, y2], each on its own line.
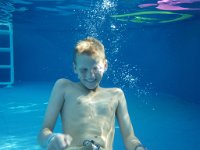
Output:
[93, 66, 103, 73]
[93, 66, 98, 71]
[80, 68, 87, 73]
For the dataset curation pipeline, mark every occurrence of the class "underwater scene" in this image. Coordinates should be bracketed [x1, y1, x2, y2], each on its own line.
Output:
[0, 0, 200, 149]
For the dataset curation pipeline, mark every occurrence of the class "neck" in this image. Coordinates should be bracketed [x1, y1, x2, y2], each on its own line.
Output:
[79, 82, 100, 93]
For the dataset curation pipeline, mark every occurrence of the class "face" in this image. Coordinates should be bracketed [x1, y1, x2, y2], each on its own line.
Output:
[74, 54, 107, 90]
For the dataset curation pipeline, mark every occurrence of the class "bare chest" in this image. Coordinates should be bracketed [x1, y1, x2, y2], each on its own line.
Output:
[63, 93, 118, 120]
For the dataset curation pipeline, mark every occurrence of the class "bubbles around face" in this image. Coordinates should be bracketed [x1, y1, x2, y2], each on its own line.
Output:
[102, 0, 116, 10]
[76, 0, 118, 38]
[76, 0, 153, 97]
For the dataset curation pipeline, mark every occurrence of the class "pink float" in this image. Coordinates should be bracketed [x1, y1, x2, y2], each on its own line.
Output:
[138, 0, 200, 10]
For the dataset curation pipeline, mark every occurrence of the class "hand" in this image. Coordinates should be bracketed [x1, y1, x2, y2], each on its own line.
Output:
[47, 133, 72, 150]
[135, 144, 147, 150]
[136, 147, 146, 150]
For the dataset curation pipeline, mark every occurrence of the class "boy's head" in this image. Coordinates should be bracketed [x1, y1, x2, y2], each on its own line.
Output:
[74, 37, 106, 62]
[73, 37, 108, 90]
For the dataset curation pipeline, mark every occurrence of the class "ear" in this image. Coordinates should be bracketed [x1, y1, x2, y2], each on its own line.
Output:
[104, 59, 108, 72]
[73, 62, 77, 74]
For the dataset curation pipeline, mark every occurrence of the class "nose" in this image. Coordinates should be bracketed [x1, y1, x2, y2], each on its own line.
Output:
[87, 70, 95, 80]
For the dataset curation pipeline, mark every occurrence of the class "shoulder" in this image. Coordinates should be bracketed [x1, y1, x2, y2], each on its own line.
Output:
[102, 87, 125, 101]
[53, 78, 74, 91]
[55, 78, 74, 86]
[105, 87, 124, 96]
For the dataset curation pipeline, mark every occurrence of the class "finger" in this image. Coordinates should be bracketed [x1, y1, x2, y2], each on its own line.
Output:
[56, 136, 68, 149]
[64, 134, 73, 145]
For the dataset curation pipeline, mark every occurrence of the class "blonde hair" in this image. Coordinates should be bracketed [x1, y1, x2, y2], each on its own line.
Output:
[74, 37, 106, 62]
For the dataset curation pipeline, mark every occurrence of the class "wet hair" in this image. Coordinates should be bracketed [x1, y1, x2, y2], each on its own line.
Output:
[74, 37, 106, 63]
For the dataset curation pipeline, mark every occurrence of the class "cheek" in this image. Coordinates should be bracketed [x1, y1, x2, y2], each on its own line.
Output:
[96, 72, 104, 79]
[78, 72, 86, 79]
[99, 68, 105, 75]
[78, 73, 83, 78]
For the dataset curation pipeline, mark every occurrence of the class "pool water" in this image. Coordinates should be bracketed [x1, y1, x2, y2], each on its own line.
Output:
[0, 0, 200, 149]
[0, 82, 200, 150]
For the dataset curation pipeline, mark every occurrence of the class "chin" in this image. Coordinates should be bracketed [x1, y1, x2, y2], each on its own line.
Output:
[80, 80, 97, 89]
[85, 84, 98, 90]
[84, 82, 99, 90]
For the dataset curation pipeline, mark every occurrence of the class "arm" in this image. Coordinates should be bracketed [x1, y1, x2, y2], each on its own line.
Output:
[116, 89, 145, 150]
[37, 78, 71, 149]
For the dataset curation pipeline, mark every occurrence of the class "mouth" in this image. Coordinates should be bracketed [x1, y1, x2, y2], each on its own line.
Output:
[85, 79, 96, 83]
[82, 80, 99, 90]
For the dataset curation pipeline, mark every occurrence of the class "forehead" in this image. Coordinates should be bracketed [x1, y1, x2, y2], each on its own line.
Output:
[75, 54, 103, 66]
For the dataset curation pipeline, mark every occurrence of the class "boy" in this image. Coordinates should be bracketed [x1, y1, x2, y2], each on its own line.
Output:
[38, 37, 146, 150]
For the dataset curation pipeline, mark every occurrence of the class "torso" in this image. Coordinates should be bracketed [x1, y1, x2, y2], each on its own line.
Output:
[60, 80, 120, 150]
